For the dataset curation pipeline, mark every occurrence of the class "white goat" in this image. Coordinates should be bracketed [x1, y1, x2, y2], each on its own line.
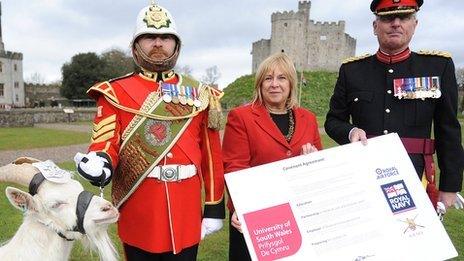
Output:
[0, 157, 119, 261]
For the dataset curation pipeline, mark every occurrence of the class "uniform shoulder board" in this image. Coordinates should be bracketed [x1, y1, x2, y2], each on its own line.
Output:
[87, 81, 120, 104]
[342, 54, 371, 64]
[108, 72, 135, 83]
[417, 50, 451, 58]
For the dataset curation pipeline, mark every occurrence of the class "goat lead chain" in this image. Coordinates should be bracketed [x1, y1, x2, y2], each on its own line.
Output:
[99, 186, 104, 198]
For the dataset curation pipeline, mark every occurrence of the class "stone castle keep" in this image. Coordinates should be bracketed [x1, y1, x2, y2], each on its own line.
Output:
[0, 1, 25, 108]
[252, 1, 356, 73]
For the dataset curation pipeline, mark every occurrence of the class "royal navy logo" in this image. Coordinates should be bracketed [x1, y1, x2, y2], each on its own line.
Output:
[381, 180, 416, 214]
[393, 76, 441, 100]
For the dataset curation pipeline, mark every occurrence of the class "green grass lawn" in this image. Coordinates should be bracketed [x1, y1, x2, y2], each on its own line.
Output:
[0, 127, 90, 150]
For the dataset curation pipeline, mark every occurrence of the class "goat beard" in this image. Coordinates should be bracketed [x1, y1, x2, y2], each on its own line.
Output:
[81, 226, 118, 261]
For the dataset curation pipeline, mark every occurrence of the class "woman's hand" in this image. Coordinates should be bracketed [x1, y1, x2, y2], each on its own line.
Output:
[301, 143, 318, 155]
[231, 211, 242, 233]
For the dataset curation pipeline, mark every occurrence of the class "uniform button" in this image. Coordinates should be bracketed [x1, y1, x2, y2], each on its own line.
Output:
[354, 98, 359, 102]
[286, 150, 292, 156]
[388, 69, 394, 73]
[166, 152, 173, 158]
[385, 108, 391, 113]
[387, 90, 392, 94]
[383, 130, 388, 134]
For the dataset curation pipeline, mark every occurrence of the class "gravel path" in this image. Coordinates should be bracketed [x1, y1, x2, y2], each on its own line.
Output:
[0, 123, 91, 166]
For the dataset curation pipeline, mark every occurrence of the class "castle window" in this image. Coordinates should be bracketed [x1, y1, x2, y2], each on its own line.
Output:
[320, 35, 327, 41]
[15, 94, 19, 102]
[0, 63, 2, 72]
[0, 84, 4, 97]
[14, 64, 17, 71]
[14, 82, 19, 88]
[284, 23, 288, 27]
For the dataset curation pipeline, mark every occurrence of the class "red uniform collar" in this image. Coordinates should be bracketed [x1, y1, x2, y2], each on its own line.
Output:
[376, 48, 411, 64]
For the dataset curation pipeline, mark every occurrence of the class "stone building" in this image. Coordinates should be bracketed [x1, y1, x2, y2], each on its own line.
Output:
[252, 1, 356, 73]
[0, 1, 24, 108]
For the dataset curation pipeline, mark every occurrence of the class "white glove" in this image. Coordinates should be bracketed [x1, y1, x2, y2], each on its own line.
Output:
[200, 218, 223, 239]
[455, 193, 464, 209]
[436, 202, 446, 221]
[74, 152, 112, 186]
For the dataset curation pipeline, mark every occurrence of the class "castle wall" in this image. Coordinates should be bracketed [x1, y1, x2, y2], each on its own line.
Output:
[0, 51, 25, 108]
[251, 39, 271, 73]
[306, 21, 356, 71]
[270, 11, 308, 71]
[251, 1, 356, 73]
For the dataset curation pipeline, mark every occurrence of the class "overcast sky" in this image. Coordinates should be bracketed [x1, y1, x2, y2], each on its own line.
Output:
[3, 0, 464, 88]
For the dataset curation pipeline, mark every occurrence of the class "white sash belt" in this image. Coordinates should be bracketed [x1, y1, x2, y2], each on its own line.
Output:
[147, 164, 196, 182]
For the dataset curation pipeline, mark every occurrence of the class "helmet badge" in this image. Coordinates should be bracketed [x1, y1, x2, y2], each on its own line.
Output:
[144, 5, 171, 29]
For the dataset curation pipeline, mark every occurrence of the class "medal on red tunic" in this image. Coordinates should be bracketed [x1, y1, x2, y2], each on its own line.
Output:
[179, 85, 187, 105]
[161, 83, 172, 103]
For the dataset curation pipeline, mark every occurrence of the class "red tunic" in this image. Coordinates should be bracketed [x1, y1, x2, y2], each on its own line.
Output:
[87, 72, 224, 254]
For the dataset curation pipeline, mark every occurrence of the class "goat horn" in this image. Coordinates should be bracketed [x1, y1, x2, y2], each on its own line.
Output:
[0, 157, 42, 188]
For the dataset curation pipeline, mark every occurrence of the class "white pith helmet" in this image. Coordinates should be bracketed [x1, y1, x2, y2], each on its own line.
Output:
[131, 1, 181, 48]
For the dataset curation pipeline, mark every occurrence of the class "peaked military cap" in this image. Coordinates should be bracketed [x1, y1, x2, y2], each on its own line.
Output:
[371, 0, 423, 16]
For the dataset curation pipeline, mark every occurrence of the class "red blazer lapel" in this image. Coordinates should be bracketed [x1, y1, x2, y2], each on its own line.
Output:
[252, 104, 290, 149]
[289, 108, 310, 146]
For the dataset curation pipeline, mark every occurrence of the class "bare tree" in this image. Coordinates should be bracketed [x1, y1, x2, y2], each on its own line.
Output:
[456, 67, 464, 89]
[201, 65, 221, 85]
[26, 72, 46, 84]
[175, 64, 193, 76]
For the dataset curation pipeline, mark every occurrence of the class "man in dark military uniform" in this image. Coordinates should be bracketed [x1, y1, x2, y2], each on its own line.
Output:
[325, 0, 463, 209]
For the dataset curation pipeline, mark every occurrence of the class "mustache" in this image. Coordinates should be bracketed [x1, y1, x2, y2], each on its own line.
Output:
[148, 48, 170, 57]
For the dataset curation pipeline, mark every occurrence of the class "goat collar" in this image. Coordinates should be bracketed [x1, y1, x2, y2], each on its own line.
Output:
[29, 173, 95, 239]
[29, 172, 45, 196]
[75, 190, 94, 234]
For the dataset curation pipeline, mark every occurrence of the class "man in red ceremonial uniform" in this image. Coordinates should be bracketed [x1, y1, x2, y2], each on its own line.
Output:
[74, 2, 225, 260]
[325, 0, 463, 210]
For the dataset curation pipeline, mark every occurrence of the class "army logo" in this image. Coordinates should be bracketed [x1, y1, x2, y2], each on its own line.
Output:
[398, 214, 425, 238]
[144, 6, 171, 29]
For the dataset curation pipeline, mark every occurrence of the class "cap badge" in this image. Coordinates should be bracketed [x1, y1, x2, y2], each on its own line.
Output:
[144, 5, 171, 29]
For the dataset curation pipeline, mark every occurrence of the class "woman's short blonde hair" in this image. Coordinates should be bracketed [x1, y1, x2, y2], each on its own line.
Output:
[251, 52, 298, 109]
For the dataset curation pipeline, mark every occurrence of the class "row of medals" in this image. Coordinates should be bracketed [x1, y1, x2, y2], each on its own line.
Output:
[161, 83, 202, 108]
[393, 76, 441, 100]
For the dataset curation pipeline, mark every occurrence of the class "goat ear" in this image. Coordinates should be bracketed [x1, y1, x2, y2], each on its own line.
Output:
[5, 187, 39, 212]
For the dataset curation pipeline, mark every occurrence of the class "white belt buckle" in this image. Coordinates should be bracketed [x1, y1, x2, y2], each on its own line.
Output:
[160, 165, 180, 182]
[148, 164, 196, 182]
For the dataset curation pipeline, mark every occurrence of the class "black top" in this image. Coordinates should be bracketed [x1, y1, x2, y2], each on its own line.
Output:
[270, 112, 290, 136]
[325, 52, 464, 192]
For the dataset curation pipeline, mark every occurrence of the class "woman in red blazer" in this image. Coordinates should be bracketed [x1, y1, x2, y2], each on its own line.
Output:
[223, 53, 323, 261]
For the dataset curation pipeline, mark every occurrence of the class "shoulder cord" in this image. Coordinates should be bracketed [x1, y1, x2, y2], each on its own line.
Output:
[104, 95, 202, 121]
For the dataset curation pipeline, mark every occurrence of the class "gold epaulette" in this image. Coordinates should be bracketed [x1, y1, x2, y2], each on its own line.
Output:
[108, 72, 134, 83]
[417, 50, 451, 58]
[204, 85, 225, 130]
[342, 54, 371, 64]
[87, 81, 120, 104]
